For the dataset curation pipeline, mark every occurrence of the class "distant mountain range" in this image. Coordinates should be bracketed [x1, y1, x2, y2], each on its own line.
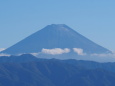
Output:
[0, 24, 114, 86]
[0, 54, 115, 86]
[1, 24, 111, 55]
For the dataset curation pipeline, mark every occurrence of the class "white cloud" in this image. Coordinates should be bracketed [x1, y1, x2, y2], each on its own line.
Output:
[42, 48, 70, 55]
[73, 48, 86, 55]
[0, 53, 10, 56]
[0, 48, 6, 52]
[91, 53, 115, 57]
[31, 53, 40, 56]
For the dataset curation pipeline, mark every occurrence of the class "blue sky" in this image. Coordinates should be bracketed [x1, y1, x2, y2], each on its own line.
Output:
[0, 0, 115, 51]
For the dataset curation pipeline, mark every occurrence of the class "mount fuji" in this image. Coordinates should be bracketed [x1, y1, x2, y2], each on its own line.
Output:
[1, 24, 111, 55]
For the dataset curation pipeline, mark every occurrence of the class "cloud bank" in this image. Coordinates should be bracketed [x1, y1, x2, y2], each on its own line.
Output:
[42, 48, 70, 55]
[91, 53, 115, 57]
[31, 48, 87, 56]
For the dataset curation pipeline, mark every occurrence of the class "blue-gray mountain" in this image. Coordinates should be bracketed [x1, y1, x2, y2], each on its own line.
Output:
[1, 24, 111, 55]
[0, 54, 115, 86]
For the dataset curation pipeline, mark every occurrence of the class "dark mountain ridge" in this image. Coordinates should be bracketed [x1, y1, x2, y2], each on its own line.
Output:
[0, 54, 115, 86]
[0, 54, 115, 72]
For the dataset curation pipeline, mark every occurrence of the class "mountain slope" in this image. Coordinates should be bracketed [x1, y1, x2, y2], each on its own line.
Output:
[1, 24, 111, 54]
